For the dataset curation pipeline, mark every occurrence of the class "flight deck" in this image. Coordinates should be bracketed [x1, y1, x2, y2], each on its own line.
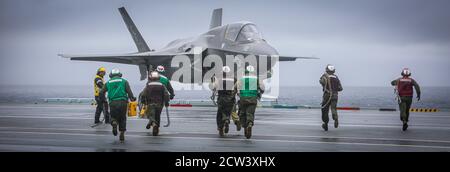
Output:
[0, 103, 449, 152]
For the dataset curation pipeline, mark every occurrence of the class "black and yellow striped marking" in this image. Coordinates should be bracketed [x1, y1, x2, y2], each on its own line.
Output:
[409, 108, 439, 112]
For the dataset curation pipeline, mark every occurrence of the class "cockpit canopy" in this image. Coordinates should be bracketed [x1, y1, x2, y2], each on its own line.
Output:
[225, 22, 263, 42]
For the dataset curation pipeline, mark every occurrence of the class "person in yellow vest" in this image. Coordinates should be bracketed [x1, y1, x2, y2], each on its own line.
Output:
[234, 65, 264, 139]
[94, 67, 110, 124]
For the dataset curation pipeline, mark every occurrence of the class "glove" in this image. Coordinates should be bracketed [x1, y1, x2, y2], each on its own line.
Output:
[417, 96, 420, 101]
[170, 94, 175, 100]
[165, 102, 170, 107]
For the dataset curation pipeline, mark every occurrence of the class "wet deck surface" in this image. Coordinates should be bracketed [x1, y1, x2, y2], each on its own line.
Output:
[0, 104, 449, 152]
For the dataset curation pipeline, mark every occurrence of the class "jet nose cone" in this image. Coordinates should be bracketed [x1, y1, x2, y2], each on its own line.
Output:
[250, 42, 278, 56]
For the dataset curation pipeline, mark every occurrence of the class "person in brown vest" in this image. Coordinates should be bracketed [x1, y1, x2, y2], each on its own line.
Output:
[319, 64, 343, 131]
[391, 68, 421, 131]
[140, 71, 170, 136]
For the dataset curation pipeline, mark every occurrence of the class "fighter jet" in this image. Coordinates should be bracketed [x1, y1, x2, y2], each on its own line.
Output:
[59, 7, 316, 82]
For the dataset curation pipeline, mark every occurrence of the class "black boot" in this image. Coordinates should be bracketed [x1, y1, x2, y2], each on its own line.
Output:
[104, 114, 110, 124]
[218, 128, 224, 137]
[224, 121, 229, 134]
[402, 122, 408, 131]
[112, 121, 118, 136]
[146, 121, 152, 129]
[152, 126, 159, 136]
[235, 121, 241, 131]
[245, 127, 252, 139]
[119, 131, 125, 142]
[322, 123, 328, 131]
[245, 122, 253, 139]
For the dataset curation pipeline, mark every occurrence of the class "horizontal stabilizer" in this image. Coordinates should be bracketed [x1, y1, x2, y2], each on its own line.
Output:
[58, 53, 140, 64]
[278, 56, 319, 61]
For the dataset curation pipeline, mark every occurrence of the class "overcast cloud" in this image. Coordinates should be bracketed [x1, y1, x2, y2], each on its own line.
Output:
[1, 0, 449, 87]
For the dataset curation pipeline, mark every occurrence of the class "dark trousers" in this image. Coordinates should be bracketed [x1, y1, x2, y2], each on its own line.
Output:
[95, 96, 110, 123]
[239, 97, 257, 128]
[216, 95, 235, 129]
[109, 100, 128, 131]
[399, 96, 413, 122]
[147, 103, 164, 127]
[321, 93, 338, 124]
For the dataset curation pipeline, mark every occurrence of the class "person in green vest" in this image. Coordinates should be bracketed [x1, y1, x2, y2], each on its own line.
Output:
[156, 65, 175, 100]
[234, 65, 264, 139]
[99, 69, 136, 142]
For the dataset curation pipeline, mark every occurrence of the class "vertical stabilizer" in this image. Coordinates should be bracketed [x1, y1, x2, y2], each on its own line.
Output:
[209, 8, 222, 29]
[118, 7, 150, 52]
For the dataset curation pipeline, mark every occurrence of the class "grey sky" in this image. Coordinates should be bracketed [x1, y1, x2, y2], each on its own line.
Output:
[1, 0, 449, 87]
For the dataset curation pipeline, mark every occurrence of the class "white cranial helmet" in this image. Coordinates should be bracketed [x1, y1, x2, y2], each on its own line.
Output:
[326, 64, 335, 73]
[246, 65, 255, 73]
[149, 71, 160, 79]
[222, 66, 231, 73]
[401, 68, 411, 76]
[111, 68, 120, 75]
[156, 65, 165, 73]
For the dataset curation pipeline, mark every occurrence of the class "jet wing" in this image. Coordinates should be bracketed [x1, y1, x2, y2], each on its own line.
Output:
[58, 53, 144, 64]
[58, 52, 185, 80]
[57, 52, 180, 64]
[207, 48, 318, 61]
